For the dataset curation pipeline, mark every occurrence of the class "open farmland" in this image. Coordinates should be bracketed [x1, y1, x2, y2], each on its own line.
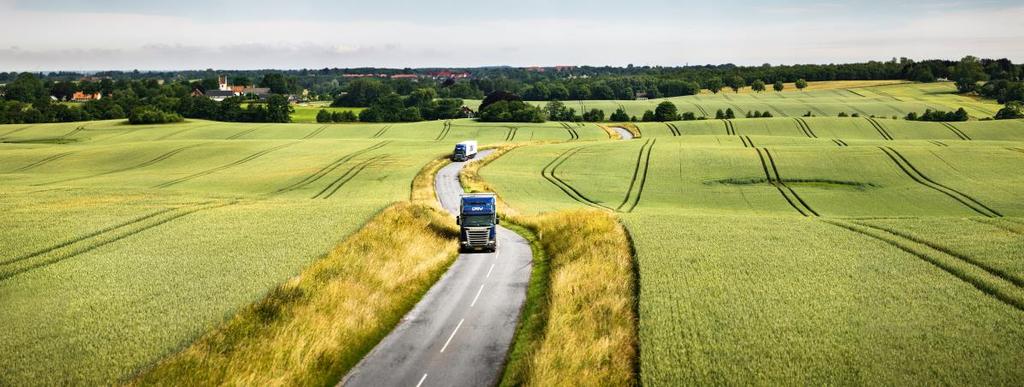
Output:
[290, 103, 365, 123]
[480, 117, 1024, 384]
[465, 81, 1004, 120]
[0, 118, 606, 384]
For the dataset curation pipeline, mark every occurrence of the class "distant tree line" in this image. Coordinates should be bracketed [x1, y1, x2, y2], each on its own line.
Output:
[0, 72, 293, 124]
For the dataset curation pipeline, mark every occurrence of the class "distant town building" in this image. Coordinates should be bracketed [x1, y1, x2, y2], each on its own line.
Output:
[71, 91, 102, 101]
[390, 74, 418, 80]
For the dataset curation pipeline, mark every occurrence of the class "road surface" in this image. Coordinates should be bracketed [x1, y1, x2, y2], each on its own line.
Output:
[342, 149, 532, 387]
[610, 126, 634, 140]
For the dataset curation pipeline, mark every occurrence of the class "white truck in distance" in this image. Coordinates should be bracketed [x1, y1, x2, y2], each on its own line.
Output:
[451, 140, 478, 162]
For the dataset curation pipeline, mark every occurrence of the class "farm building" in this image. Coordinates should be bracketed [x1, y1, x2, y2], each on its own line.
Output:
[71, 91, 102, 101]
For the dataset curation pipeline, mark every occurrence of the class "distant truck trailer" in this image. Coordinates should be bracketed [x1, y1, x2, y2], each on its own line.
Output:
[456, 193, 499, 252]
[451, 140, 478, 162]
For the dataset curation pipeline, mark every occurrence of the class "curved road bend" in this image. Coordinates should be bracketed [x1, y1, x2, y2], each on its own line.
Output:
[342, 149, 534, 387]
[610, 126, 634, 140]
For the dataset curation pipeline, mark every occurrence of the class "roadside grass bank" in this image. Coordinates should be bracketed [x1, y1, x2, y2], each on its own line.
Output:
[463, 148, 639, 386]
[131, 202, 458, 386]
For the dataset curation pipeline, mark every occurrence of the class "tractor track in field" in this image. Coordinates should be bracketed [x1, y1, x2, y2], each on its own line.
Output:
[273, 141, 390, 195]
[806, 103, 829, 117]
[615, 138, 656, 212]
[8, 152, 76, 173]
[154, 141, 298, 188]
[0, 202, 234, 282]
[434, 121, 452, 141]
[371, 125, 392, 139]
[225, 126, 264, 140]
[878, 146, 1001, 217]
[847, 89, 868, 98]
[0, 125, 32, 138]
[314, 154, 390, 199]
[941, 122, 971, 140]
[691, 102, 709, 117]
[503, 126, 518, 141]
[832, 139, 849, 147]
[541, 146, 613, 211]
[794, 117, 817, 138]
[854, 221, 1024, 287]
[754, 148, 819, 216]
[1009, 147, 1024, 155]
[303, 125, 330, 139]
[866, 118, 894, 140]
[740, 136, 755, 148]
[823, 219, 1024, 312]
[972, 218, 1024, 236]
[35, 144, 202, 186]
[724, 119, 736, 135]
[559, 122, 580, 140]
[929, 140, 949, 147]
[664, 122, 680, 136]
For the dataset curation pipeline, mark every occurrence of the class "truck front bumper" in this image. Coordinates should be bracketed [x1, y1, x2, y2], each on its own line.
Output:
[460, 240, 497, 251]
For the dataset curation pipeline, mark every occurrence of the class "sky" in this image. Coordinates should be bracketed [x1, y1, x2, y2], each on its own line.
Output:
[1, 0, 1022, 71]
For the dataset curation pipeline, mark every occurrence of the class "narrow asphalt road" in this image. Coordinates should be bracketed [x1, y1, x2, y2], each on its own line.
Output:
[611, 126, 635, 140]
[342, 149, 533, 387]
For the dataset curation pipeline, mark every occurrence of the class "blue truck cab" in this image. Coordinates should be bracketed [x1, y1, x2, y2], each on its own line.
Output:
[451, 140, 478, 162]
[456, 193, 499, 252]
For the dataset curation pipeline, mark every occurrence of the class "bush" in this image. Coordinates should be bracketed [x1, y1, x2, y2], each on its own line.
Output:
[905, 107, 969, 122]
[994, 102, 1024, 120]
[478, 100, 545, 123]
[582, 108, 605, 122]
[128, 106, 183, 125]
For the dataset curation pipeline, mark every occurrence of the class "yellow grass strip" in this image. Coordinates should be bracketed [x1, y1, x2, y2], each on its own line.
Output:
[503, 210, 637, 386]
[463, 146, 638, 386]
[131, 202, 458, 386]
[596, 124, 620, 139]
[410, 153, 454, 206]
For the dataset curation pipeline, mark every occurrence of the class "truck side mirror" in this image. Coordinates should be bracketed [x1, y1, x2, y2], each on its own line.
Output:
[455, 216, 461, 225]
[495, 216, 500, 225]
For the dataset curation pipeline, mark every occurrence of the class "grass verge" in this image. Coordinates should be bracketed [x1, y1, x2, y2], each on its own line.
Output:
[500, 210, 637, 386]
[464, 146, 639, 386]
[130, 202, 458, 386]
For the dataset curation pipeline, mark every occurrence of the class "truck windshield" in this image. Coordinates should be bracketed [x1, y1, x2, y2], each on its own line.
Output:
[462, 214, 493, 227]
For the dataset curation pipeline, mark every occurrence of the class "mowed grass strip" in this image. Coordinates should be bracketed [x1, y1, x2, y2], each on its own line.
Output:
[132, 202, 458, 386]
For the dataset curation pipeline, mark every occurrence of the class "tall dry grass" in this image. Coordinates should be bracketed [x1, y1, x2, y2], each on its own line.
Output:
[463, 148, 638, 386]
[131, 202, 458, 386]
[505, 210, 637, 387]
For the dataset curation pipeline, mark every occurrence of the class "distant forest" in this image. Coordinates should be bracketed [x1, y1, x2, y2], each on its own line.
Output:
[1, 57, 1021, 124]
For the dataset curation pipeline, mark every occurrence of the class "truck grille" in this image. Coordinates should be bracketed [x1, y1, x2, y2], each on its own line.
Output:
[466, 228, 490, 246]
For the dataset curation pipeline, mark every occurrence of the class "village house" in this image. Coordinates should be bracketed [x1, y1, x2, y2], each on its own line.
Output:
[71, 91, 102, 101]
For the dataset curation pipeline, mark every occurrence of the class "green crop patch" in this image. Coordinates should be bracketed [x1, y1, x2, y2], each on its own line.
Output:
[0, 118, 605, 384]
[481, 111, 1024, 383]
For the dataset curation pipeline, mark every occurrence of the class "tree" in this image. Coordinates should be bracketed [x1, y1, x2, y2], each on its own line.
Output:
[478, 100, 544, 123]
[641, 110, 656, 122]
[705, 78, 724, 94]
[128, 106, 183, 124]
[910, 66, 936, 83]
[773, 81, 785, 92]
[609, 108, 629, 121]
[751, 80, 766, 93]
[232, 76, 252, 87]
[545, 100, 568, 121]
[715, 109, 726, 119]
[332, 78, 392, 107]
[265, 94, 292, 123]
[4, 73, 46, 103]
[259, 73, 292, 94]
[952, 56, 987, 93]
[654, 101, 680, 122]
[406, 88, 437, 109]
[725, 108, 735, 119]
[727, 75, 745, 93]
[582, 108, 605, 122]
[316, 109, 331, 123]
[994, 101, 1024, 119]
[479, 91, 522, 111]
[795, 79, 808, 91]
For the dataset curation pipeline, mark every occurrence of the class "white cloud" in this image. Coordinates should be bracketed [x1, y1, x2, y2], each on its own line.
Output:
[0, 3, 1021, 70]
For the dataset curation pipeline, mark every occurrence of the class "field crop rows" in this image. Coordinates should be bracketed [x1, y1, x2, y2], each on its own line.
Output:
[463, 81, 1004, 120]
[0, 118, 605, 384]
[481, 115, 1024, 384]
